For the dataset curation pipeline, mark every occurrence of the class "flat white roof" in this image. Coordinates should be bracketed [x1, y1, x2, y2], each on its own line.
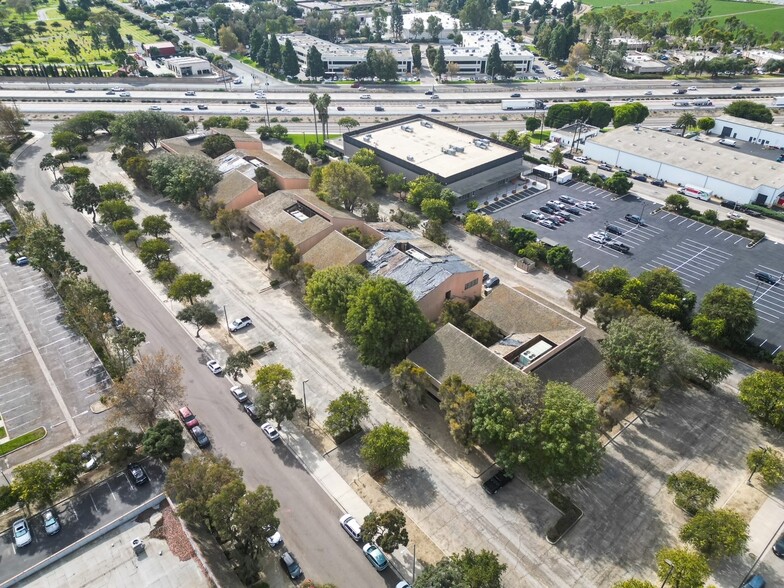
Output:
[587, 126, 784, 188]
[400, 11, 460, 31]
[457, 30, 534, 58]
[356, 118, 517, 178]
[277, 33, 412, 60]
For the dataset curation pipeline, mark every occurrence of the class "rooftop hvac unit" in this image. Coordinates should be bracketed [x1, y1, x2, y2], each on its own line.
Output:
[401, 125, 413, 132]
[449, 144, 465, 153]
[420, 121, 432, 128]
[407, 155, 415, 161]
[363, 134, 372, 142]
[441, 147, 456, 155]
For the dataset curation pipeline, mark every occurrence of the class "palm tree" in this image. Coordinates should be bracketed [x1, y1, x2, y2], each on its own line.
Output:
[308, 92, 319, 143]
[317, 93, 331, 141]
[676, 112, 697, 136]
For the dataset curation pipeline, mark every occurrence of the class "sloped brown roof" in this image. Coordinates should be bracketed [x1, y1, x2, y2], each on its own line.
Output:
[532, 338, 609, 402]
[302, 231, 365, 270]
[242, 190, 331, 247]
[211, 170, 257, 205]
[472, 284, 583, 345]
[407, 323, 509, 389]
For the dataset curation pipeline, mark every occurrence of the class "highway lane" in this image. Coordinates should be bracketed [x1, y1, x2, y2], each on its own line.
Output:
[12, 133, 393, 588]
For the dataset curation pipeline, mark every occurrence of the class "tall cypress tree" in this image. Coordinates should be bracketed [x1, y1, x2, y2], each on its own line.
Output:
[266, 35, 281, 72]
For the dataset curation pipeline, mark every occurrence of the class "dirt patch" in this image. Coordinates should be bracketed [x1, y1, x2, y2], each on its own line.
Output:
[351, 472, 444, 566]
[724, 481, 768, 523]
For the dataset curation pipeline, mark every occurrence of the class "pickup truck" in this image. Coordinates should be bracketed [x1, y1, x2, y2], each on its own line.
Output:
[229, 316, 253, 332]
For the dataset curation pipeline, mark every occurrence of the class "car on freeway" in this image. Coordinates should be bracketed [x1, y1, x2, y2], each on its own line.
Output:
[190, 425, 210, 448]
[751, 87, 760, 91]
[687, 86, 698, 91]
[243, 402, 261, 421]
[482, 470, 514, 495]
[339, 514, 363, 541]
[248, 102, 259, 108]
[127, 462, 148, 486]
[431, 107, 441, 112]
[732, 84, 743, 90]
[230, 385, 249, 403]
[624, 214, 646, 226]
[597, 163, 613, 171]
[275, 105, 284, 111]
[229, 316, 253, 332]
[149, 105, 162, 111]
[374, 105, 385, 111]
[279, 551, 303, 579]
[261, 422, 280, 442]
[181, 106, 193, 111]
[510, 93, 521, 98]
[184, 91, 196, 96]
[336, 105, 345, 111]
[65, 88, 76, 93]
[42, 509, 61, 535]
[754, 272, 778, 285]
[206, 360, 223, 375]
[363, 543, 389, 571]
[197, 104, 208, 110]
[644, 90, 653, 95]
[13, 519, 32, 548]
[178, 406, 200, 429]
[119, 92, 131, 97]
[605, 241, 631, 254]
[359, 94, 371, 99]
[741, 575, 765, 588]
[538, 219, 556, 229]
[651, 179, 665, 187]
[105, 90, 115, 95]
[632, 174, 647, 182]
[111, 86, 125, 92]
[670, 81, 680, 86]
[575, 87, 586, 93]
[773, 532, 784, 557]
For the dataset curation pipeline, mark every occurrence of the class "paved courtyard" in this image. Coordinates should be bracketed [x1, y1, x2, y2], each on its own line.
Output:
[489, 181, 784, 354]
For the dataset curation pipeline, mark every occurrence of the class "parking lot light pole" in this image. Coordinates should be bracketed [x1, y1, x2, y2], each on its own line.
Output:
[302, 379, 310, 426]
[660, 559, 675, 588]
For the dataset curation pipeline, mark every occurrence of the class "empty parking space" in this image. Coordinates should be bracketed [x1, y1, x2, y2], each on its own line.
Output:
[489, 181, 784, 352]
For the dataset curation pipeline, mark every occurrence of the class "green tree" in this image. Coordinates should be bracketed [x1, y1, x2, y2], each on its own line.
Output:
[612, 581, 656, 588]
[153, 260, 179, 284]
[612, 102, 650, 127]
[112, 326, 146, 375]
[692, 284, 756, 348]
[138, 238, 172, 269]
[40, 153, 61, 178]
[675, 112, 698, 136]
[253, 363, 299, 426]
[165, 454, 243, 526]
[486, 42, 503, 79]
[282, 38, 300, 77]
[724, 100, 773, 124]
[201, 134, 235, 158]
[432, 45, 447, 78]
[225, 351, 253, 380]
[324, 387, 370, 438]
[604, 172, 633, 195]
[407, 174, 443, 208]
[167, 273, 213, 305]
[545, 245, 573, 271]
[588, 101, 614, 128]
[747, 447, 784, 488]
[24, 221, 85, 282]
[421, 198, 451, 222]
[386, 172, 408, 197]
[390, 359, 430, 407]
[415, 548, 506, 588]
[206, 478, 246, 542]
[739, 370, 784, 430]
[549, 147, 564, 167]
[666, 471, 719, 516]
[99, 182, 131, 201]
[232, 485, 280, 557]
[685, 348, 732, 389]
[360, 423, 410, 473]
[52, 129, 84, 155]
[525, 117, 541, 133]
[11, 461, 61, 508]
[568, 280, 600, 318]
[72, 181, 104, 223]
[148, 154, 221, 207]
[305, 45, 325, 79]
[319, 161, 373, 212]
[464, 212, 494, 239]
[439, 375, 477, 447]
[679, 508, 749, 558]
[142, 418, 186, 461]
[696, 117, 715, 131]
[87, 427, 143, 467]
[141, 214, 172, 238]
[177, 301, 218, 337]
[655, 548, 710, 588]
[51, 444, 86, 487]
[304, 265, 368, 327]
[361, 508, 408, 552]
[665, 194, 691, 213]
[601, 314, 688, 383]
[109, 111, 188, 150]
[346, 277, 433, 370]
[98, 199, 134, 224]
[0, 171, 19, 205]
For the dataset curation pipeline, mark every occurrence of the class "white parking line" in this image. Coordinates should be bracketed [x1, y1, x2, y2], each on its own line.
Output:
[4, 408, 37, 423]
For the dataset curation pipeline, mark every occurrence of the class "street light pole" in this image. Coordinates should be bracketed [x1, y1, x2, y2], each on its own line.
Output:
[302, 379, 310, 426]
[660, 559, 675, 588]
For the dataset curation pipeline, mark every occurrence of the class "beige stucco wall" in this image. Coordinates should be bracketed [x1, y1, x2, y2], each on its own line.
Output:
[417, 269, 484, 321]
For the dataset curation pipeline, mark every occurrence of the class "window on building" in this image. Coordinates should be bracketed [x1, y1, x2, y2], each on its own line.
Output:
[464, 278, 479, 290]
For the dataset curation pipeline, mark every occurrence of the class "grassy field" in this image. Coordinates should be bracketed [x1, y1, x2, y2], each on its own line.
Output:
[0, 5, 160, 65]
[586, 0, 784, 38]
[289, 133, 340, 148]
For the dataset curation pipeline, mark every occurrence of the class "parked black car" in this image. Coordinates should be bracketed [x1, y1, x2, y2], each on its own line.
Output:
[279, 552, 303, 579]
[605, 224, 624, 236]
[755, 272, 778, 285]
[624, 214, 646, 226]
[651, 179, 665, 187]
[127, 462, 148, 486]
[605, 241, 631, 254]
[482, 470, 514, 495]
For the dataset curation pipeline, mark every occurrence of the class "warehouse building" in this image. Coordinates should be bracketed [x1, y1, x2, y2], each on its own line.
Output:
[441, 30, 534, 76]
[711, 115, 784, 149]
[343, 116, 525, 199]
[164, 56, 212, 77]
[583, 126, 784, 206]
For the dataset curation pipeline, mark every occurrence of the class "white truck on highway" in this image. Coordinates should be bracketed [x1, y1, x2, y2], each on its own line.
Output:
[502, 99, 546, 111]
[773, 97, 784, 107]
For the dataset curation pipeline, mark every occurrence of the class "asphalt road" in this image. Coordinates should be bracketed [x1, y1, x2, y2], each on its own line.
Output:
[13, 135, 394, 587]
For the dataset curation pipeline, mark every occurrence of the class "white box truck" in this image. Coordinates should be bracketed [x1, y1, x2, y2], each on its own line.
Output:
[678, 185, 713, 201]
[556, 171, 572, 184]
[501, 99, 545, 110]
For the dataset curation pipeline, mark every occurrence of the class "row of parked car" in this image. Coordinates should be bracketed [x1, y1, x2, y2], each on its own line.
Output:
[521, 195, 600, 230]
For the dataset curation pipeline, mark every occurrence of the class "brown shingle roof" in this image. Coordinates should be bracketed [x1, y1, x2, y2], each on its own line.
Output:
[532, 338, 609, 402]
[211, 170, 257, 205]
[407, 323, 509, 389]
[242, 189, 331, 247]
[302, 231, 365, 270]
[472, 284, 583, 346]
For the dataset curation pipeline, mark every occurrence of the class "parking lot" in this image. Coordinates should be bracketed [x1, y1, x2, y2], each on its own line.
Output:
[0, 460, 165, 587]
[0, 212, 110, 459]
[490, 181, 784, 353]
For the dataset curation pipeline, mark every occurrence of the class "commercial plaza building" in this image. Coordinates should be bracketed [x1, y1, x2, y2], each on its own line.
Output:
[583, 126, 784, 206]
[342, 116, 525, 199]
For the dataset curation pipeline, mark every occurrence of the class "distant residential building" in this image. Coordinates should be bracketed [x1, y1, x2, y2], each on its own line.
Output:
[610, 37, 650, 52]
[144, 42, 177, 58]
[551, 123, 601, 149]
[622, 51, 669, 74]
[164, 56, 211, 77]
[296, 0, 342, 15]
[218, 1, 251, 14]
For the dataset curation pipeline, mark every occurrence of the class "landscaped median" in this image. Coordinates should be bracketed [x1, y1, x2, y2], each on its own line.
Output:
[0, 427, 47, 457]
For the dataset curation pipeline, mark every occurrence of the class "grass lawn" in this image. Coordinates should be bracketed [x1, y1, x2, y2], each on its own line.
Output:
[527, 130, 552, 145]
[0, 6, 161, 65]
[289, 133, 340, 148]
[196, 35, 216, 46]
[0, 426, 5, 439]
[0, 427, 46, 457]
[586, 0, 784, 39]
